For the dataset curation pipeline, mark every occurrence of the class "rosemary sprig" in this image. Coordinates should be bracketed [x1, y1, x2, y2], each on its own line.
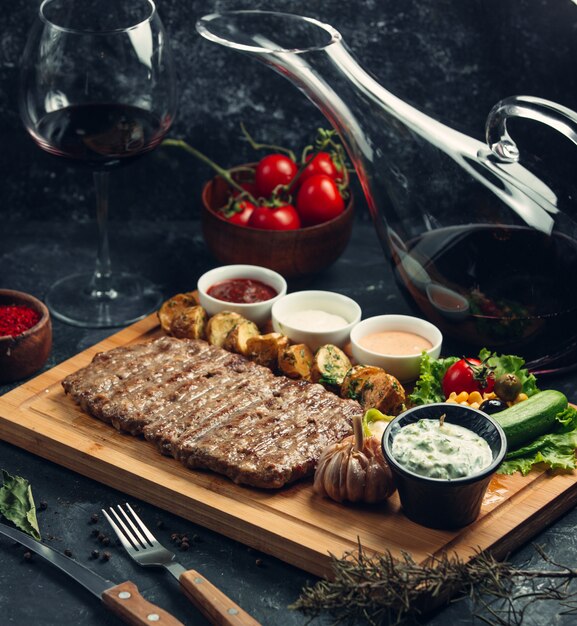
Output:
[291, 541, 577, 625]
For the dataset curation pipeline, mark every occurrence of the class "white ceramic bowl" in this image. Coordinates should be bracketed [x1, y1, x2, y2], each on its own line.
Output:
[271, 290, 362, 351]
[197, 264, 287, 327]
[350, 314, 442, 382]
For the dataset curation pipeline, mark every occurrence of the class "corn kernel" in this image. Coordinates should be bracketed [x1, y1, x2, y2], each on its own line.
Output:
[455, 391, 469, 403]
[468, 391, 483, 404]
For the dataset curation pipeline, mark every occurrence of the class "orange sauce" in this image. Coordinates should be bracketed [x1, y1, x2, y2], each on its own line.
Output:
[358, 330, 432, 356]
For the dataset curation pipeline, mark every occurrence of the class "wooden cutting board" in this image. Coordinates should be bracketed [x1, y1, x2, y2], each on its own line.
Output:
[1, 314, 576, 579]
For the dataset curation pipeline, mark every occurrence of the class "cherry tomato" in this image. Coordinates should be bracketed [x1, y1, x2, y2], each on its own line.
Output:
[299, 151, 340, 185]
[295, 174, 345, 226]
[254, 154, 298, 198]
[224, 200, 255, 226]
[442, 358, 496, 398]
[248, 204, 301, 230]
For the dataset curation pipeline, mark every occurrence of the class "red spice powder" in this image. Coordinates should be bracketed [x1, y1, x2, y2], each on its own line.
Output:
[0, 304, 41, 337]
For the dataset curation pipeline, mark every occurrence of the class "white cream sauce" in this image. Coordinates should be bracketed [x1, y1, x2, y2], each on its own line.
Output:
[392, 418, 492, 479]
[283, 309, 348, 332]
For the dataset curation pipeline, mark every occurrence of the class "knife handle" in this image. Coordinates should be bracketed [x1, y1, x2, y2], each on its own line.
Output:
[102, 581, 185, 626]
[179, 569, 261, 626]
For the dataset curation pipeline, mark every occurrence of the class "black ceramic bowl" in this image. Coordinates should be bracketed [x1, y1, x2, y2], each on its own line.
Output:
[382, 403, 507, 529]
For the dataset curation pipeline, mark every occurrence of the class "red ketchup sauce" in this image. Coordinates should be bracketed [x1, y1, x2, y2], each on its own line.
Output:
[207, 278, 277, 304]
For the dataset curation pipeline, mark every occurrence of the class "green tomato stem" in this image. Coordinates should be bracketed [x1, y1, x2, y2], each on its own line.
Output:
[162, 138, 258, 204]
[240, 122, 297, 162]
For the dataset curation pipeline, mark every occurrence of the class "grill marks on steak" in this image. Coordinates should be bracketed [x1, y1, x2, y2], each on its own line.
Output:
[62, 336, 360, 488]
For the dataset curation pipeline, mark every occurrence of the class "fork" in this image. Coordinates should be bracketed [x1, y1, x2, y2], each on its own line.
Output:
[103, 503, 261, 626]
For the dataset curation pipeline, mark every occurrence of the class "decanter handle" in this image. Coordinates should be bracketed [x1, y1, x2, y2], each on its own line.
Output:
[485, 95, 577, 162]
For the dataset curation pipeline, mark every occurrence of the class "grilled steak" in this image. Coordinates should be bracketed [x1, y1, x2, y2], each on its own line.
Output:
[62, 336, 361, 488]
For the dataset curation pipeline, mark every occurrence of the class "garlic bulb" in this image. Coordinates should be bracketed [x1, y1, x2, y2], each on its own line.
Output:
[313, 414, 396, 503]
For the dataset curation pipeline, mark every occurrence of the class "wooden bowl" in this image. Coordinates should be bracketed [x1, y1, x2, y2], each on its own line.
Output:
[201, 170, 354, 278]
[0, 289, 52, 383]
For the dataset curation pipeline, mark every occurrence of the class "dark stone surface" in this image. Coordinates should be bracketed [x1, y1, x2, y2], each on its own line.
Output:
[2, 1, 577, 624]
[1, 0, 577, 224]
[1, 220, 577, 626]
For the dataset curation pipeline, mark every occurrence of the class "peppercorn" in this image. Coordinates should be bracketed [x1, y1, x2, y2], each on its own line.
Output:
[89, 513, 99, 525]
[101, 552, 111, 562]
[64, 549, 73, 557]
[38, 501, 48, 511]
[90, 549, 100, 560]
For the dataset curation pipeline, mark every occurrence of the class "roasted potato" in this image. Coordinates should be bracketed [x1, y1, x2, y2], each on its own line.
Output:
[311, 344, 352, 387]
[205, 311, 244, 347]
[158, 292, 200, 334]
[278, 343, 314, 380]
[246, 333, 289, 369]
[170, 305, 208, 340]
[223, 319, 260, 355]
[341, 364, 406, 415]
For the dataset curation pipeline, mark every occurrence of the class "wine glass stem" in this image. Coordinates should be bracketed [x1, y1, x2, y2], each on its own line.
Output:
[91, 170, 117, 300]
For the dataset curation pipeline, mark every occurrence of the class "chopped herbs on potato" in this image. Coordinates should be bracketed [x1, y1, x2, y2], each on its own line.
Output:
[158, 292, 200, 334]
[311, 344, 352, 387]
[278, 343, 314, 380]
[341, 365, 406, 415]
[170, 305, 208, 340]
[246, 333, 289, 369]
[223, 319, 260, 355]
[206, 311, 244, 347]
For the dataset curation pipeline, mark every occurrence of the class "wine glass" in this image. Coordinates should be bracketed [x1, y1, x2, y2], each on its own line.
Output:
[19, 0, 177, 328]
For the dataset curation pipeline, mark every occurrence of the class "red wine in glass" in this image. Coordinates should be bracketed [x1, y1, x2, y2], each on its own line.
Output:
[19, 0, 177, 327]
[31, 104, 168, 169]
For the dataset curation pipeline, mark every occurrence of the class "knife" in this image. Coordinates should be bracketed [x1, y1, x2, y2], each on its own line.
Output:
[0, 522, 185, 626]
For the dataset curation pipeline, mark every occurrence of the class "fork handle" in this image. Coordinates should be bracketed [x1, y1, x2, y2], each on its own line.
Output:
[102, 581, 185, 626]
[179, 570, 261, 626]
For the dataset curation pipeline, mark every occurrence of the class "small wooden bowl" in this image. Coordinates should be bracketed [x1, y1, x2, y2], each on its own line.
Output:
[0, 289, 52, 383]
[201, 170, 354, 278]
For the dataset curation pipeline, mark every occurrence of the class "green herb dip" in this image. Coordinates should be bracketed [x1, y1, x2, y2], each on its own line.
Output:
[392, 419, 492, 479]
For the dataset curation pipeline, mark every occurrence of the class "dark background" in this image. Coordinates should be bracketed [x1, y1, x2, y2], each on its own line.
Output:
[2, 3, 577, 625]
[1, 0, 577, 226]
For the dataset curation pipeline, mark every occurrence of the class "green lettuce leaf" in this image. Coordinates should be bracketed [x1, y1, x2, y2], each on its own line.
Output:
[409, 349, 538, 406]
[479, 348, 539, 398]
[0, 470, 41, 540]
[408, 353, 459, 405]
[408, 349, 576, 476]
